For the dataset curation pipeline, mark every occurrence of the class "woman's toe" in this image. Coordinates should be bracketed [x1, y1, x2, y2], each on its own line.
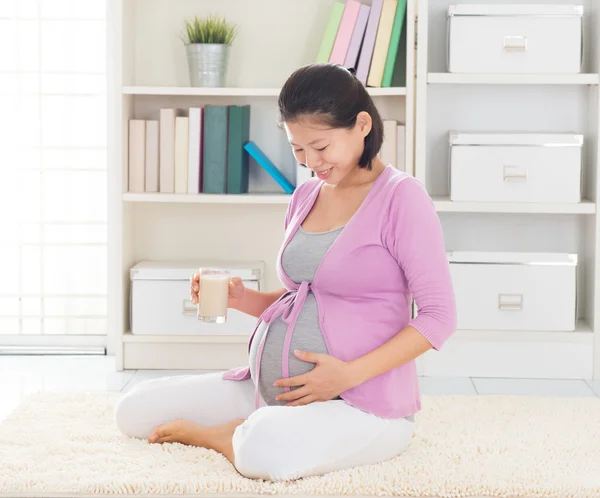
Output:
[148, 419, 187, 444]
[148, 422, 172, 443]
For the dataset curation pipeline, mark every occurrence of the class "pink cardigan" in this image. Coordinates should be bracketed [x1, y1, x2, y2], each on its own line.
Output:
[223, 166, 457, 418]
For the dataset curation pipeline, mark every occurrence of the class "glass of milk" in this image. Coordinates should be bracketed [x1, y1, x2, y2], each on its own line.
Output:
[197, 268, 230, 324]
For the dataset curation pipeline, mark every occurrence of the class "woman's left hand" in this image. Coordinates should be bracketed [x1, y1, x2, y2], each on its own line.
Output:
[273, 350, 360, 406]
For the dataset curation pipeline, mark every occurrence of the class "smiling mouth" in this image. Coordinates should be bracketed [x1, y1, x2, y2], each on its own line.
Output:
[315, 168, 332, 175]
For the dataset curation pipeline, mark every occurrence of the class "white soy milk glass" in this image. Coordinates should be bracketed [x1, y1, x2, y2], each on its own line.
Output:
[197, 268, 230, 324]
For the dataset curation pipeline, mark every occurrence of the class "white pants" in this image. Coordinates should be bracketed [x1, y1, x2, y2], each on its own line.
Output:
[114, 371, 415, 481]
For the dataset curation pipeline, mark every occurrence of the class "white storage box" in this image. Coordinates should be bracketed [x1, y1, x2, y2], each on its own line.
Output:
[448, 252, 577, 331]
[449, 132, 583, 203]
[447, 4, 583, 74]
[130, 261, 264, 335]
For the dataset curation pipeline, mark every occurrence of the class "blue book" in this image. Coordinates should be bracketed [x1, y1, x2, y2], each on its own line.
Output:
[243, 141, 295, 194]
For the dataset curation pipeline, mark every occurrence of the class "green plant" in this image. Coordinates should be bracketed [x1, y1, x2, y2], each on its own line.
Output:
[182, 14, 238, 45]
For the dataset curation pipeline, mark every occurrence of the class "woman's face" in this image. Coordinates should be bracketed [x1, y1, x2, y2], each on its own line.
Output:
[283, 112, 372, 184]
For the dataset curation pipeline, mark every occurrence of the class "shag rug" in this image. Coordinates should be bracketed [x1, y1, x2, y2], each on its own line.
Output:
[0, 392, 599, 498]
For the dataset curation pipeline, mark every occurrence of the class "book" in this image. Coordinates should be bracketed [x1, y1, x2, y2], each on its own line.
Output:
[174, 116, 189, 193]
[382, 0, 408, 87]
[128, 119, 145, 193]
[296, 164, 314, 187]
[396, 123, 406, 172]
[329, 0, 362, 65]
[187, 108, 202, 194]
[227, 105, 251, 194]
[244, 141, 294, 194]
[316, 2, 345, 63]
[379, 119, 398, 167]
[203, 105, 229, 194]
[159, 108, 176, 193]
[356, 0, 384, 84]
[144, 120, 159, 192]
[344, 3, 371, 69]
[367, 0, 398, 87]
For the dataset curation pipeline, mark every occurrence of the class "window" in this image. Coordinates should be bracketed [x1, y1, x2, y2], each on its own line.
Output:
[0, 1, 107, 342]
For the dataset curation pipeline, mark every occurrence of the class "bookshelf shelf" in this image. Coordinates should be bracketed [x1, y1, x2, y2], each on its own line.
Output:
[123, 332, 249, 344]
[123, 194, 597, 213]
[122, 86, 408, 97]
[427, 73, 600, 85]
[433, 197, 597, 214]
[453, 320, 593, 344]
[122, 193, 291, 204]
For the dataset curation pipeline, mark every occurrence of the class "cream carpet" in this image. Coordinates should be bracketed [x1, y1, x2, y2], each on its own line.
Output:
[0, 392, 599, 498]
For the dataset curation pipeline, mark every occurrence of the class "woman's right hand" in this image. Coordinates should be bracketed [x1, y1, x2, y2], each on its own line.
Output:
[190, 272, 246, 309]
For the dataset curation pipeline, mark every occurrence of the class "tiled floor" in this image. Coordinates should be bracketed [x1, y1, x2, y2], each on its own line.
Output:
[0, 355, 598, 421]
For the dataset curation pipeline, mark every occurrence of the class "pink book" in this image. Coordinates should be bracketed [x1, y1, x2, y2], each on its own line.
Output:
[329, 0, 362, 65]
[345, 3, 371, 69]
[356, 0, 384, 85]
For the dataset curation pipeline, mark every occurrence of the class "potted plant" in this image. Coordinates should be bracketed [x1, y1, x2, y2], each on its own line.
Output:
[182, 14, 238, 88]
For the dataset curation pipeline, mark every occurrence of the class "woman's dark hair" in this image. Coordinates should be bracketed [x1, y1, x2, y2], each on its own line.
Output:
[277, 63, 384, 170]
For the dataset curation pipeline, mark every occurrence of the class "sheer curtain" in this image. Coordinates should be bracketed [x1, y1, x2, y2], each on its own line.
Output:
[0, 1, 107, 351]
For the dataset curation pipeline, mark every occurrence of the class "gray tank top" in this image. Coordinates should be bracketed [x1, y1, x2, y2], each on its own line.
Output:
[248, 225, 342, 406]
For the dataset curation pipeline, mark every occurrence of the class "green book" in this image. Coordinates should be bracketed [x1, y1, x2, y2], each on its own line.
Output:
[227, 105, 250, 194]
[382, 0, 407, 87]
[202, 105, 229, 194]
[316, 2, 345, 63]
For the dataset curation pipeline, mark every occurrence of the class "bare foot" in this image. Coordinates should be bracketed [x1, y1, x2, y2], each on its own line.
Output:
[148, 419, 208, 446]
[148, 418, 244, 464]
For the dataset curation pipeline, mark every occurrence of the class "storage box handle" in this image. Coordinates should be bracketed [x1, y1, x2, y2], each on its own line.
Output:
[503, 165, 528, 182]
[498, 294, 523, 311]
[182, 299, 196, 316]
[503, 35, 527, 52]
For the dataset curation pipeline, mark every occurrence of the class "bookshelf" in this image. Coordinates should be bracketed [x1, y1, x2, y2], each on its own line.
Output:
[108, 0, 417, 370]
[415, 0, 600, 380]
[109, 0, 600, 380]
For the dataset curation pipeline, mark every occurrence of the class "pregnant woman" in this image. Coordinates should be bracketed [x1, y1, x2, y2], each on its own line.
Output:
[115, 63, 457, 481]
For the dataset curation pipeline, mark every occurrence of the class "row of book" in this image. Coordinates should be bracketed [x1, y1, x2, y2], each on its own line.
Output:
[318, 0, 407, 87]
[381, 120, 406, 172]
[128, 108, 406, 196]
[128, 106, 317, 195]
[128, 105, 254, 195]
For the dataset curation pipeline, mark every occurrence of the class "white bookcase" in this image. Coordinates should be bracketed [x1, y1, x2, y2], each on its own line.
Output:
[415, 0, 600, 379]
[108, 0, 600, 380]
[107, 0, 417, 370]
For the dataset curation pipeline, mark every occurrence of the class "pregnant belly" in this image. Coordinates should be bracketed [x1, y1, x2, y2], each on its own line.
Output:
[248, 294, 329, 406]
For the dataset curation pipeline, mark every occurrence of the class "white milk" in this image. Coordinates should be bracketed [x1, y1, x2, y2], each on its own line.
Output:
[198, 273, 229, 322]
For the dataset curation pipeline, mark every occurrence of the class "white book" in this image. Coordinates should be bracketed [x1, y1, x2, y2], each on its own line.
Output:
[396, 124, 406, 173]
[144, 120, 159, 192]
[296, 164, 313, 186]
[174, 116, 189, 193]
[187, 108, 202, 194]
[128, 119, 145, 193]
[379, 119, 398, 167]
[159, 108, 176, 193]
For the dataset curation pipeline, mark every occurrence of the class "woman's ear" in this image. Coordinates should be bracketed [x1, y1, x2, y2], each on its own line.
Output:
[355, 111, 372, 139]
